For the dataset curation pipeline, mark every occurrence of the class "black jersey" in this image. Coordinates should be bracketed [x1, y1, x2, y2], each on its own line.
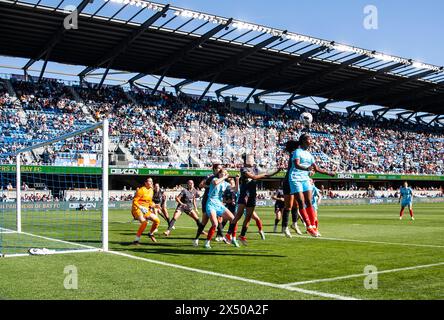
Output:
[274, 189, 285, 208]
[239, 166, 259, 197]
[223, 187, 237, 204]
[153, 189, 165, 205]
[178, 188, 200, 207]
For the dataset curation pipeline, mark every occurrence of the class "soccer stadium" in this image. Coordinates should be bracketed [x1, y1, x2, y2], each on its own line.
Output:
[0, 0, 443, 304]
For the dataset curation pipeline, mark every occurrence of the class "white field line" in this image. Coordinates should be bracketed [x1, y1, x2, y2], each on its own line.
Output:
[107, 250, 359, 300]
[0, 227, 16, 234]
[157, 225, 444, 249]
[20, 231, 98, 250]
[2, 248, 100, 258]
[265, 232, 444, 249]
[285, 262, 444, 286]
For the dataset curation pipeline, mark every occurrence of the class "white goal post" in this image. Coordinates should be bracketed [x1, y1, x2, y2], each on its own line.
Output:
[0, 119, 109, 257]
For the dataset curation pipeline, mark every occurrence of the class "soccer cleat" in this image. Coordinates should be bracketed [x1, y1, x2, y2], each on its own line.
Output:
[307, 227, 318, 238]
[163, 230, 171, 237]
[231, 238, 240, 248]
[147, 233, 157, 243]
[239, 236, 248, 246]
[192, 239, 199, 247]
[399, 217, 403, 220]
[204, 241, 211, 249]
[283, 227, 292, 238]
[315, 230, 322, 238]
[291, 223, 303, 235]
[132, 241, 141, 246]
[172, 226, 176, 230]
[411, 217, 415, 221]
[259, 230, 266, 240]
[223, 234, 232, 244]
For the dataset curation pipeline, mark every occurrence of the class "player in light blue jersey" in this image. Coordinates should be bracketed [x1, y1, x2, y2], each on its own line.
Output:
[284, 135, 335, 237]
[193, 169, 238, 249]
[399, 181, 415, 220]
[310, 179, 322, 235]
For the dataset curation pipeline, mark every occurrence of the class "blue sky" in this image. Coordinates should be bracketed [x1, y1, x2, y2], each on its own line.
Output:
[1, 0, 443, 115]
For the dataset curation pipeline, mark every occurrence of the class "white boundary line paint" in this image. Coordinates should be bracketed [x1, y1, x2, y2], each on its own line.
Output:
[161, 226, 444, 249]
[285, 262, 444, 286]
[264, 232, 444, 249]
[2, 248, 101, 258]
[107, 250, 359, 300]
[20, 231, 99, 250]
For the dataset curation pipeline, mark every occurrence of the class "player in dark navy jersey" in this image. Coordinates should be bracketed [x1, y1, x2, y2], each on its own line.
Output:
[224, 153, 281, 246]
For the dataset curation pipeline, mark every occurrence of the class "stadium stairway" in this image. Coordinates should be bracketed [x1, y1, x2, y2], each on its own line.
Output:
[2, 79, 16, 97]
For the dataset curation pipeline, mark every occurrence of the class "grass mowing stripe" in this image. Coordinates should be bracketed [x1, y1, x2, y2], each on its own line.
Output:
[107, 250, 360, 300]
[171, 226, 444, 249]
[285, 262, 444, 286]
[265, 232, 444, 249]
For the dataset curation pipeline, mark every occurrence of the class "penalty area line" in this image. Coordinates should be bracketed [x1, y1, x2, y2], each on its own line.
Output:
[265, 232, 444, 249]
[107, 250, 359, 300]
[285, 261, 444, 286]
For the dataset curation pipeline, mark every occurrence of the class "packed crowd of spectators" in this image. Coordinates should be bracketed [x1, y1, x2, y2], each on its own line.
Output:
[0, 77, 443, 175]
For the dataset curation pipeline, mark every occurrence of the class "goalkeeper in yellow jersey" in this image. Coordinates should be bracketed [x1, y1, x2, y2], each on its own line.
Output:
[131, 177, 160, 244]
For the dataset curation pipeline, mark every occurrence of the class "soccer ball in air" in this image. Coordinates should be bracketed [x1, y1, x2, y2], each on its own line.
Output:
[300, 112, 313, 126]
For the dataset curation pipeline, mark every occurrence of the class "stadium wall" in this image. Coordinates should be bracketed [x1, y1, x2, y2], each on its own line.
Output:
[1, 165, 443, 182]
[1, 197, 443, 212]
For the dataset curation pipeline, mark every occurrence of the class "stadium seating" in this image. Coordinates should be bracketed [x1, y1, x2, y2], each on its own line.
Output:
[0, 77, 443, 175]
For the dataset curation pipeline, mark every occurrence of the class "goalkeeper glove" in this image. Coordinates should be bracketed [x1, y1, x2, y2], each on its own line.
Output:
[139, 206, 149, 214]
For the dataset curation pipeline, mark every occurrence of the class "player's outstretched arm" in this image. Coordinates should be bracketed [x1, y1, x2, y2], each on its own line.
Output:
[310, 163, 335, 177]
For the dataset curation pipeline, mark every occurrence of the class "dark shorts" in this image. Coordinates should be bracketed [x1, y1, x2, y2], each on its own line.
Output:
[202, 198, 208, 214]
[275, 203, 285, 211]
[176, 204, 193, 215]
[225, 203, 236, 214]
[283, 179, 291, 196]
[237, 192, 256, 208]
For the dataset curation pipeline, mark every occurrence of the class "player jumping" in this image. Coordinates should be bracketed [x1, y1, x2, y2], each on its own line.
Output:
[399, 181, 415, 220]
[285, 135, 335, 237]
[224, 153, 281, 246]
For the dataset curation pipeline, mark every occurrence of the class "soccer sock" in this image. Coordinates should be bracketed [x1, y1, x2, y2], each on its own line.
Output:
[282, 208, 290, 229]
[298, 208, 311, 228]
[227, 222, 236, 236]
[216, 222, 224, 237]
[240, 226, 248, 237]
[136, 221, 148, 238]
[291, 208, 299, 224]
[274, 219, 280, 227]
[207, 226, 216, 241]
[255, 218, 263, 232]
[194, 224, 205, 240]
[196, 219, 203, 228]
[409, 209, 414, 218]
[149, 216, 160, 234]
[306, 206, 317, 227]
[168, 218, 176, 231]
[400, 209, 405, 217]
[222, 220, 228, 229]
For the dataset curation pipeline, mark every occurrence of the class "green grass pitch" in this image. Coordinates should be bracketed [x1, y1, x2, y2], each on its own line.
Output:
[0, 203, 443, 300]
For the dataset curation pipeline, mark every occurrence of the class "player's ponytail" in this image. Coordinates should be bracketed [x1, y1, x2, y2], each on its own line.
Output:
[285, 140, 299, 154]
[241, 153, 247, 164]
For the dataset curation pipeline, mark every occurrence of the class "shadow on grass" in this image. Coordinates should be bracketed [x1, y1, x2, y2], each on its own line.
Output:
[111, 241, 286, 258]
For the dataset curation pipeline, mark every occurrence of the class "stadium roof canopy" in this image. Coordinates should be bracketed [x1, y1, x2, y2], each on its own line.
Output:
[0, 0, 443, 122]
